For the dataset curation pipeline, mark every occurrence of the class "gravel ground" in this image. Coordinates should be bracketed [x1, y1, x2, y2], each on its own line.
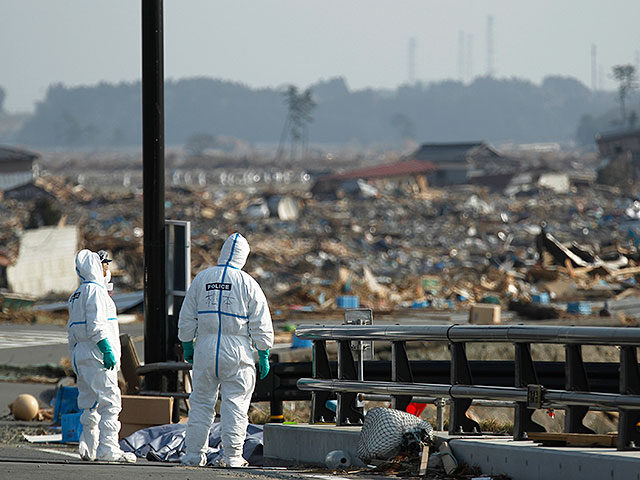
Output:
[0, 420, 59, 445]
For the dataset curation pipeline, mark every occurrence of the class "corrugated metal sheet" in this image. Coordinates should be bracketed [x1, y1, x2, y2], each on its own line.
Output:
[34, 290, 144, 313]
[7, 226, 79, 297]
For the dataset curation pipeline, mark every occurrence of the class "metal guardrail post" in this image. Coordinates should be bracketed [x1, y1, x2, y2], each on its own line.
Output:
[513, 343, 546, 440]
[449, 342, 481, 434]
[269, 398, 284, 423]
[619, 346, 640, 450]
[564, 344, 594, 433]
[435, 398, 446, 431]
[391, 341, 413, 411]
[310, 340, 335, 423]
[337, 340, 364, 425]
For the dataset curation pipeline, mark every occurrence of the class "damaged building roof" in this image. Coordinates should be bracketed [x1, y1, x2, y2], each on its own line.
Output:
[410, 142, 502, 164]
[0, 146, 39, 165]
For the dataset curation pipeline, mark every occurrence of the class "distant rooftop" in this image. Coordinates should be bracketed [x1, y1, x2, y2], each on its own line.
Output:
[411, 142, 501, 163]
[596, 128, 640, 143]
[319, 158, 437, 182]
[0, 145, 39, 163]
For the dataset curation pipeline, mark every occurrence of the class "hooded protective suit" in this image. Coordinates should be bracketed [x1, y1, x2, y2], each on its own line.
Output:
[67, 249, 134, 462]
[178, 233, 273, 467]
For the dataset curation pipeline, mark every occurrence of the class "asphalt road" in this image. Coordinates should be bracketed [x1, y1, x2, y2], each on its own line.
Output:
[0, 321, 145, 366]
[0, 444, 356, 480]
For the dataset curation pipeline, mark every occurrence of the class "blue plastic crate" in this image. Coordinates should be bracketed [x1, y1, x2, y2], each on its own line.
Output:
[336, 295, 359, 309]
[532, 293, 550, 304]
[567, 301, 592, 315]
[61, 412, 82, 443]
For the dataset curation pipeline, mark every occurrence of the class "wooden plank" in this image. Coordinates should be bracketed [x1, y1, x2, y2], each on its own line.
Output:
[418, 445, 429, 477]
[527, 432, 617, 447]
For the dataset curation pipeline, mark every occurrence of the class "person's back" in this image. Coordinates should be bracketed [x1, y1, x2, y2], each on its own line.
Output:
[179, 232, 273, 468]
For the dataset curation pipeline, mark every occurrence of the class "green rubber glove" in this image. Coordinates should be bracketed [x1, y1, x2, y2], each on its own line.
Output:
[258, 349, 270, 380]
[182, 341, 194, 363]
[97, 338, 116, 370]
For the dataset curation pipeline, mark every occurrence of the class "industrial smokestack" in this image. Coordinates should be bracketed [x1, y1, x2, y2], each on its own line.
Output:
[486, 15, 494, 77]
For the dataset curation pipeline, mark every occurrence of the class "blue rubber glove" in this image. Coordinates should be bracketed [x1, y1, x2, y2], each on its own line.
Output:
[258, 349, 270, 380]
[182, 341, 194, 363]
[97, 338, 116, 370]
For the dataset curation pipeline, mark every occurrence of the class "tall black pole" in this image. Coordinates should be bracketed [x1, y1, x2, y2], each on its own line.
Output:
[142, 0, 166, 390]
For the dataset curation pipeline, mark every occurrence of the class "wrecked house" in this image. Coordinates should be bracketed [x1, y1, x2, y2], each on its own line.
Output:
[410, 142, 515, 186]
[310, 158, 437, 197]
[0, 145, 39, 194]
[596, 128, 640, 164]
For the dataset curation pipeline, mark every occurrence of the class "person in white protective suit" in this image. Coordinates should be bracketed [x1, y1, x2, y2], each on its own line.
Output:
[179, 232, 274, 468]
[67, 249, 136, 463]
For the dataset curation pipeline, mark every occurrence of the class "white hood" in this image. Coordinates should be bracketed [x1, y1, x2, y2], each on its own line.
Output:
[75, 249, 104, 284]
[217, 233, 250, 270]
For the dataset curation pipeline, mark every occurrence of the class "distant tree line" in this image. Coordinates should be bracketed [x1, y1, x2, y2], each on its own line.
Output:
[7, 75, 632, 149]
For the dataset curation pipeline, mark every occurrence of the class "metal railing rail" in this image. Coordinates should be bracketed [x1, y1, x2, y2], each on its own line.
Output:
[295, 324, 640, 451]
[296, 324, 640, 345]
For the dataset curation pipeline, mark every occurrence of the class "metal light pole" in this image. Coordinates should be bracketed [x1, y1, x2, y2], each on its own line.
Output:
[142, 0, 166, 390]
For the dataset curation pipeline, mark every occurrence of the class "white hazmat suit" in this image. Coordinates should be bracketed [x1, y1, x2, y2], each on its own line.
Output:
[67, 249, 135, 463]
[178, 233, 274, 467]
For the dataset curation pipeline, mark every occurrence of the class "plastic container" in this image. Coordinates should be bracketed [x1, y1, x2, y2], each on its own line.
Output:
[291, 335, 313, 349]
[532, 293, 550, 304]
[61, 412, 83, 443]
[53, 386, 80, 425]
[567, 301, 592, 315]
[336, 295, 359, 309]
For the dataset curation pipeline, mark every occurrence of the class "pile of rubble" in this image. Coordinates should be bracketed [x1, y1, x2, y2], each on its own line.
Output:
[1, 158, 640, 321]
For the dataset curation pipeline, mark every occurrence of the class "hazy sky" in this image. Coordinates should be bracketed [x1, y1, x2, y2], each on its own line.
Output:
[1, 0, 639, 113]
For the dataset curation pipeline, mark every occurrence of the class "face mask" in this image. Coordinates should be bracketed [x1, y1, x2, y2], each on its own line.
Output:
[104, 269, 113, 291]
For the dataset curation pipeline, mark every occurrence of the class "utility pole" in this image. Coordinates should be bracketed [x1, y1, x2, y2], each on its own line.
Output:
[142, 0, 166, 389]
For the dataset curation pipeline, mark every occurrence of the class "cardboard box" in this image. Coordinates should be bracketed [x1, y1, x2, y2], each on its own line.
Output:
[119, 422, 155, 441]
[119, 395, 173, 426]
[469, 304, 501, 324]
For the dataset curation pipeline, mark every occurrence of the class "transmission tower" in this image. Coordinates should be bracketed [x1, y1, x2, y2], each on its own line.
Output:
[408, 37, 417, 84]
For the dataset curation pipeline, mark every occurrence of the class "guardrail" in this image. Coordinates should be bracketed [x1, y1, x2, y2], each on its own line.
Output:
[295, 324, 640, 451]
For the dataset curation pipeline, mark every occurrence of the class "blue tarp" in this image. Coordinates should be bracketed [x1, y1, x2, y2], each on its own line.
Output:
[119, 423, 264, 466]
